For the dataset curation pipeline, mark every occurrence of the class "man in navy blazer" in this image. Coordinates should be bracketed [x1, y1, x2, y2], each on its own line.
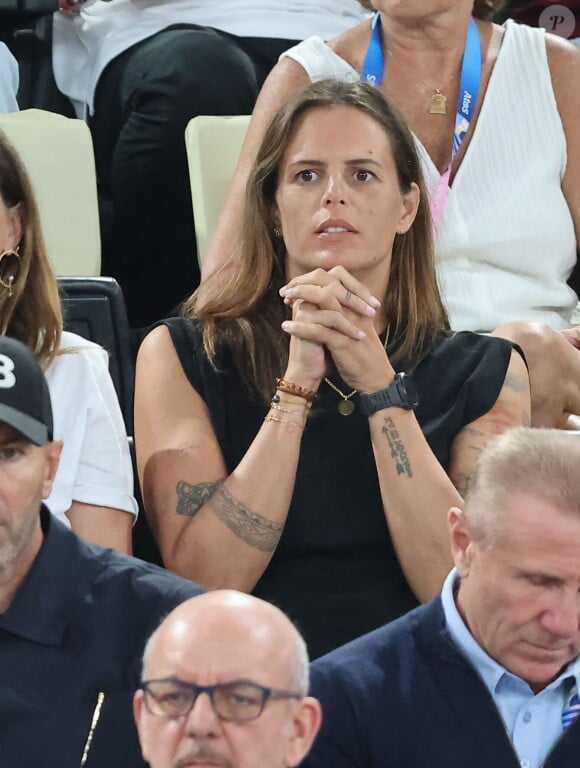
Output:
[303, 427, 580, 768]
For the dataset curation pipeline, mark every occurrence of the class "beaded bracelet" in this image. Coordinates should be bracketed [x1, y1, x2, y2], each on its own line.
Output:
[271, 394, 311, 407]
[275, 377, 317, 403]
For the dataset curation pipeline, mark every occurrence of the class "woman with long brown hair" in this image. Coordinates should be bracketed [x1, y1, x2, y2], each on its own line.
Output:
[135, 79, 529, 657]
[202, 0, 580, 430]
[0, 132, 137, 552]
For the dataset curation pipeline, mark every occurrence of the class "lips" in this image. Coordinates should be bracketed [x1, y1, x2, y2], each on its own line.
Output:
[523, 641, 574, 660]
[316, 218, 357, 235]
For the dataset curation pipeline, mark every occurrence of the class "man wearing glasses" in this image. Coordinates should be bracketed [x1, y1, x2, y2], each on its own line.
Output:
[134, 590, 322, 768]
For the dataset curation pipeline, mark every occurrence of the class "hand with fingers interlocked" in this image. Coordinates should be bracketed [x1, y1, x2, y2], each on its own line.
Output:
[279, 266, 396, 394]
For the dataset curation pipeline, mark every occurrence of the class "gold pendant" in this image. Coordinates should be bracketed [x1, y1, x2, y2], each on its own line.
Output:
[337, 400, 355, 416]
[429, 90, 447, 115]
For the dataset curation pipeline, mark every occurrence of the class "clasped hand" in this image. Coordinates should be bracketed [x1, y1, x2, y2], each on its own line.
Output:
[279, 266, 395, 394]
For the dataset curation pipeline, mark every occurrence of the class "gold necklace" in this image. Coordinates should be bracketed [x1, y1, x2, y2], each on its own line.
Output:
[324, 378, 357, 416]
[323, 328, 391, 416]
[386, 48, 459, 116]
[419, 74, 458, 116]
[420, 81, 449, 115]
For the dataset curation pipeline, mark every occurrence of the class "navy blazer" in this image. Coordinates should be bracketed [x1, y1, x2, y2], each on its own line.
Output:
[302, 597, 580, 767]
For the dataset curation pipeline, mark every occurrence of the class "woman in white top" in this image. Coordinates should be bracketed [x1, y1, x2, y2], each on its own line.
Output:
[203, 0, 580, 429]
[53, 0, 371, 328]
[0, 130, 137, 552]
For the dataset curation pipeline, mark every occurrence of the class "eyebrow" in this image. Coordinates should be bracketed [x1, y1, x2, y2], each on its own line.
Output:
[287, 158, 383, 170]
[516, 569, 565, 585]
[0, 438, 28, 448]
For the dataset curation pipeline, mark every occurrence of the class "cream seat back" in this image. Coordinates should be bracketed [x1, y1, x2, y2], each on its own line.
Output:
[0, 109, 100, 276]
[185, 115, 250, 268]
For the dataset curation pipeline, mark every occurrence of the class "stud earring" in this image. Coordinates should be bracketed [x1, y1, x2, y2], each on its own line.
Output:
[0, 246, 21, 298]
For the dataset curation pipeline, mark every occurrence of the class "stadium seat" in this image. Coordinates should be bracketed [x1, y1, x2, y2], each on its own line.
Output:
[184, 114, 250, 267]
[58, 276, 133, 431]
[58, 275, 162, 564]
[0, 108, 100, 275]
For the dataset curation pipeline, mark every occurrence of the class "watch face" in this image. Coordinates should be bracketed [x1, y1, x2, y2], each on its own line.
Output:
[397, 373, 419, 409]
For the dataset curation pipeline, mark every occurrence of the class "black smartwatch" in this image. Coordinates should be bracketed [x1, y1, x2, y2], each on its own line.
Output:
[358, 373, 419, 417]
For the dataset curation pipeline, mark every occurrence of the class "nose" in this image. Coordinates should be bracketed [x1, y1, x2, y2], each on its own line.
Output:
[321, 173, 347, 207]
[539, 590, 580, 640]
[183, 691, 220, 736]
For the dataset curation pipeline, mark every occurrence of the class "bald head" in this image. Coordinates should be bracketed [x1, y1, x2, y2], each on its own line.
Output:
[135, 591, 321, 768]
[142, 590, 309, 694]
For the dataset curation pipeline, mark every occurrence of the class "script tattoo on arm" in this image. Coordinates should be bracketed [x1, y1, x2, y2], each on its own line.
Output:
[176, 479, 224, 518]
[382, 416, 413, 478]
[175, 478, 283, 553]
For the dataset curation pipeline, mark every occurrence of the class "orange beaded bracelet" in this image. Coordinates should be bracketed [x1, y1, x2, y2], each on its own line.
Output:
[275, 377, 317, 403]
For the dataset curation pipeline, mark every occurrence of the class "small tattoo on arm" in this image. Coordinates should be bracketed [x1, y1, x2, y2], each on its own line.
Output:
[452, 472, 473, 498]
[176, 479, 224, 518]
[209, 483, 283, 553]
[382, 416, 413, 478]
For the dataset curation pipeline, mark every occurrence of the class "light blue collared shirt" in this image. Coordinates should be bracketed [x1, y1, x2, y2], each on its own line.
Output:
[441, 569, 580, 768]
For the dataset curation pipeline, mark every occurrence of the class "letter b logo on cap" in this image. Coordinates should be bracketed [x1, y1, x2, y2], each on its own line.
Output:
[0, 354, 17, 388]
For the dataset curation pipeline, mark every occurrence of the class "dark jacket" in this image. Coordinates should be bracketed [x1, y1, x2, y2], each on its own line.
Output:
[0, 507, 203, 768]
[303, 597, 580, 767]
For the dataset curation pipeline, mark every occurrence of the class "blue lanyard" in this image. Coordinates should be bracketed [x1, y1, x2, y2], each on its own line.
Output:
[360, 12, 384, 86]
[360, 12, 481, 165]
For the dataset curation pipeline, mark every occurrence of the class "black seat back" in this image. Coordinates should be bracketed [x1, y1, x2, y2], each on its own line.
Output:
[58, 276, 134, 435]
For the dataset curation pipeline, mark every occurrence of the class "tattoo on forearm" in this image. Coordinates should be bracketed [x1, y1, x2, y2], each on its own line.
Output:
[452, 472, 473, 498]
[209, 483, 283, 553]
[176, 478, 283, 553]
[382, 417, 413, 478]
[176, 479, 224, 518]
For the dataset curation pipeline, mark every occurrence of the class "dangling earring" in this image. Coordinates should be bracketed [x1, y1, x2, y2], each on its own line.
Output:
[0, 246, 21, 298]
[273, 227, 282, 239]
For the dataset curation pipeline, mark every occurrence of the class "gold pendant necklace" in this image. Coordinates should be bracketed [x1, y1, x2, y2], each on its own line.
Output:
[428, 89, 447, 115]
[324, 378, 357, 416]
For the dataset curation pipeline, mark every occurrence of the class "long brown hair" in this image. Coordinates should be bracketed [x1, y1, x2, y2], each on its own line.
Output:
[185, 80, 449, 401]
[0, 132, 62, 367]
[357, 1, 506, 19]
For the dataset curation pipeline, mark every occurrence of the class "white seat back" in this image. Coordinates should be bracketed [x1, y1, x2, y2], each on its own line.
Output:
[0, 109, 100, 276]
[185, 115, 250, 267]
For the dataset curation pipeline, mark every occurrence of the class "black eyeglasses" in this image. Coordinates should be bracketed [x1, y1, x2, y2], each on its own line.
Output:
[141, 678, 302, 722]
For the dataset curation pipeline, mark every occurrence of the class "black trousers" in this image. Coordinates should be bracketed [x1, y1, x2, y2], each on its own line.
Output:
[91, 26, 299, 329]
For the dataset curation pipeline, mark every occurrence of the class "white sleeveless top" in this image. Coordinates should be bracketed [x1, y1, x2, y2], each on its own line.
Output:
[52, 0, 370, 115]
[282, 20, 578, 331]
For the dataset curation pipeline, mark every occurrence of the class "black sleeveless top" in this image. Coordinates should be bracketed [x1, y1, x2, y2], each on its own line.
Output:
[164, 318, 515, 658]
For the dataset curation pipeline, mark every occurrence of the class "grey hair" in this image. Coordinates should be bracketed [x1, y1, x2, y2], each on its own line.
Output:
[288, 627, 310, 696]
[464, 427, 580, 548]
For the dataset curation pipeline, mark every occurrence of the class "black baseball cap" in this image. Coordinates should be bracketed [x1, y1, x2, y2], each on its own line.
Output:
[0, 336, 53, 446]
